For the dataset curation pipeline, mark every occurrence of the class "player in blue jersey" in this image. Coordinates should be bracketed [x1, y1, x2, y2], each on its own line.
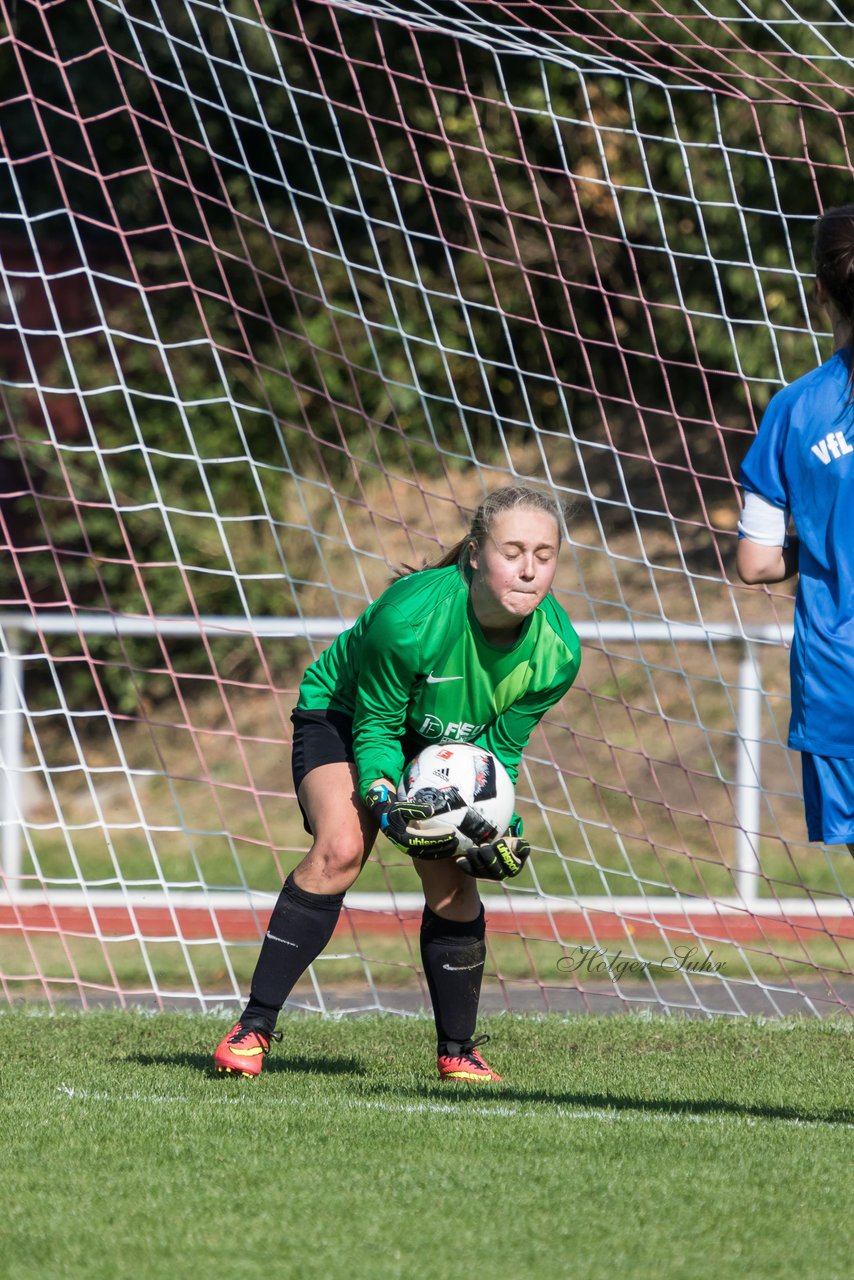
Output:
[213, 486, 581, 1082]
[737, 204, 854, 851]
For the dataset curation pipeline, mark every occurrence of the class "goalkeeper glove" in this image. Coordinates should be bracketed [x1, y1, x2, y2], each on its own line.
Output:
[365, 783, 459, 859]
[455, 834, 531, 882]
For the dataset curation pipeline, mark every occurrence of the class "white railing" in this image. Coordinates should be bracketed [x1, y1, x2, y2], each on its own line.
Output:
[2, 610, 838, 918]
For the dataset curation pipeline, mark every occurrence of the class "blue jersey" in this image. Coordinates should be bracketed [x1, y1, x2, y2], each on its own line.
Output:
[740, 345, 854, 754]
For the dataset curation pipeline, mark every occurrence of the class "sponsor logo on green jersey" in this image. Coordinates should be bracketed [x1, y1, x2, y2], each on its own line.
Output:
[419, 715, 487, 742]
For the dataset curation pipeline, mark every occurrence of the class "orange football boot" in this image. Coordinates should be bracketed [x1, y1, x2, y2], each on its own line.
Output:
[437, 1034, 502, 1083]
[214, 1021, 281, 1078]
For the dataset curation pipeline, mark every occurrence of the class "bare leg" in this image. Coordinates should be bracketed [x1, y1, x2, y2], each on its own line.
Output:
[412, 854, 481, 920]
[292, 761, 378, 893]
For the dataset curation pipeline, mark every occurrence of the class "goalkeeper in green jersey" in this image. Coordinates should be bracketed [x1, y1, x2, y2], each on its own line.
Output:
[214, 485, 581, 1082]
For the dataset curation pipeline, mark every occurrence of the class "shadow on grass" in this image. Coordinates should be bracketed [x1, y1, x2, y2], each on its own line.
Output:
[359, 1078, 854, 1128]
[129, 1051, 367, 1078]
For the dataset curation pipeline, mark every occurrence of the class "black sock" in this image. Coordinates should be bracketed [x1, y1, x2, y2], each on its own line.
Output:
[420, 903, 486, 1052]
[241, 872, 345, 1030]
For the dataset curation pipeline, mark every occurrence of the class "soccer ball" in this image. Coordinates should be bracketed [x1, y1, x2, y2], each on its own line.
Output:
[397, 743, 515, 853]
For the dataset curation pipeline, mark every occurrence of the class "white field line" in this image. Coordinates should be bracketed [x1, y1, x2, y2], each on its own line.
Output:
[53, 1084, 853, 1131]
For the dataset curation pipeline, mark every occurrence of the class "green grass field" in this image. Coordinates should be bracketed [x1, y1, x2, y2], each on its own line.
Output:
[3, 1010, 852, 1280]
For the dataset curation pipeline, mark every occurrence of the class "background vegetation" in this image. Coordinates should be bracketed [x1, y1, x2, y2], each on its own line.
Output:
[2, 1, 852, 708]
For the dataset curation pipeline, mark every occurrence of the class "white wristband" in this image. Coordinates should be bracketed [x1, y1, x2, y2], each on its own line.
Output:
[738, 490, 788, 547]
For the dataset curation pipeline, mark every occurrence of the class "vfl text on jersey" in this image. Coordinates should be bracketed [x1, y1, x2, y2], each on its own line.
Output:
[811, 431, 854, 464]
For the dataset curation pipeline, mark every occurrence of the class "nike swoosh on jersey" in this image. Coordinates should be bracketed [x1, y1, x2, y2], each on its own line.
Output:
[442, 960, 485, 971]
[426, 672, 464, 683]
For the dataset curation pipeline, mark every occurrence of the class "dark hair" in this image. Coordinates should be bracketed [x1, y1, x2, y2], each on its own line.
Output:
[814, 205, 854, 397]
[394, 484, 564, 578]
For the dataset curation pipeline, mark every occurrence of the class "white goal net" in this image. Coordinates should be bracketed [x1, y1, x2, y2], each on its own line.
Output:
[1, 0, 852, 1016]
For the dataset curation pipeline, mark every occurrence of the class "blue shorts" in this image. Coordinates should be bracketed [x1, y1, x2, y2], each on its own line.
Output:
[801, 752, 854, 845]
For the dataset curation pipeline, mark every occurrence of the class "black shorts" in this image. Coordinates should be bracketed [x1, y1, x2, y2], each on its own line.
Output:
[290, 707, 356, 834]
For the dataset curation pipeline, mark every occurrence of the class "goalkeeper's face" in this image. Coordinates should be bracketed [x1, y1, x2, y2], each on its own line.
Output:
[468, 509, 560, 621]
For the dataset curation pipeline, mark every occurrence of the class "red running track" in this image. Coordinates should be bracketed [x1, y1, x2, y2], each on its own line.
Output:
[2, 904, 854, 945]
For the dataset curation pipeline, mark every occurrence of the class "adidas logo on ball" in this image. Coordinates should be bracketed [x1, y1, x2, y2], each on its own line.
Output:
[398, 743, 515, 853]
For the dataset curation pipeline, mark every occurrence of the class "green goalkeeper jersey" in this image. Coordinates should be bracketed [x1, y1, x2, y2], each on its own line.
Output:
[297, 564, 581, 798]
